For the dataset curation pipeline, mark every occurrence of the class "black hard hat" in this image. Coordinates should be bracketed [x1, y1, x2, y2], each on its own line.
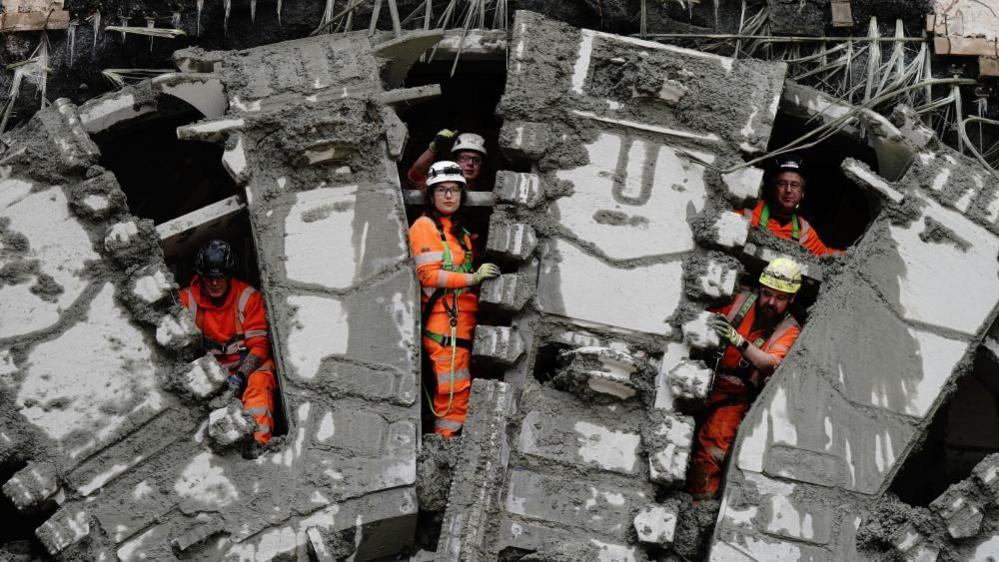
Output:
[194, 239, 236, 278]
[774, 154, 806, 174]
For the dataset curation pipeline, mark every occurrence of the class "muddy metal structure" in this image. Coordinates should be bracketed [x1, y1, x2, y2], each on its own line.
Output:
[2, 2, 999, 562]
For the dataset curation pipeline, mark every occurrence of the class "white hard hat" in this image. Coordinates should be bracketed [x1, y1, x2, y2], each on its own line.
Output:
[426, 160, 467, 187]
[451, 133, 487, 156]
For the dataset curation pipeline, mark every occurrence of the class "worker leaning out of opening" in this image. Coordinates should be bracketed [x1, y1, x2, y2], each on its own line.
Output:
[409, 161, 500, 438]
[687, 257, 804, 500]
[739, 154, 843, 256]
[407, 129, 489, 191]
[180, 240, 277, 446]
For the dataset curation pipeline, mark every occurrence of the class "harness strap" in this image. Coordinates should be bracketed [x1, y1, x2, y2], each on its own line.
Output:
[424, 331, 474, 350]
[718, 291, 793, 387]
[758, 203, 803, 242]
[727, 292, 757, 329]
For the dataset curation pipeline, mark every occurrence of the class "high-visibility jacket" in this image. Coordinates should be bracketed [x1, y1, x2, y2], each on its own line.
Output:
[409, 215, 478, 438]
[740, 200, 841, 257]
[179, 277, 273, 374]
[409, 215, 478, 339]
[181, 277, 276, 444]
[688, 290, 801, 498]
[710, 289, 801, 395]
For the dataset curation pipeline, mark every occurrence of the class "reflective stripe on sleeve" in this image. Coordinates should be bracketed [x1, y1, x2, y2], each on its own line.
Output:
[435, 418, 463, 431]
[437, 368, 470, 385]
[414, 251, 444, 265]
[182, 288, 198, 319]
[244, 329, 268, 339]
[237, 286, 256, 325]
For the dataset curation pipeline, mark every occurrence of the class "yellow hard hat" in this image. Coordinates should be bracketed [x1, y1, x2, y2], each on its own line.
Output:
[759, 256, 802, 294]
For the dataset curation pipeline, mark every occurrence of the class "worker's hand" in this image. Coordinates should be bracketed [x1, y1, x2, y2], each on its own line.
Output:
[709, 314, 745, 349]
[227, 372, 246, 394]
[472, 263, 501, 285]
[429, 128, 457, 154]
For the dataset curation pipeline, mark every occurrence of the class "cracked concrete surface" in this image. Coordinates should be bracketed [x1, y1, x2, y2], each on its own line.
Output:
[1, 27, 426, 562]
[2, 7, 999, 562]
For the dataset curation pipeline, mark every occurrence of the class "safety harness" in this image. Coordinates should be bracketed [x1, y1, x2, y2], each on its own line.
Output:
[182, 285, 268, 373]
[421, 221, 474, 419]
[754, 202, 811, 244]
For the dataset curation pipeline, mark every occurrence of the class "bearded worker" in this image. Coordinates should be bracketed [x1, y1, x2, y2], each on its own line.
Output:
[687, 257, 804, 499]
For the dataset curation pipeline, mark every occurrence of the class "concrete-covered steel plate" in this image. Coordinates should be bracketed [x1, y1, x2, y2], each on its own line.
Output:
[0, 27, 431, 562]
[4, 7, 999, 562]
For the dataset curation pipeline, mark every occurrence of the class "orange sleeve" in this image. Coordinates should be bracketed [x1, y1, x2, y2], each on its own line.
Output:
[802, 228, 844, 257]
[766, 324, 800, 366]
[241, 291, 272, 363]
[179, 288, 190, 309]
[409, 217, 475, 290]
[407, 165, 428, 190]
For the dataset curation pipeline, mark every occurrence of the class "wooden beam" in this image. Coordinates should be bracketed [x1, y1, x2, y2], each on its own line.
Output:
[156, 195, 247, 260]
[830, 1, 853, 28]
[981, 56, 999, 77]
[377, 84, 442, 106]
[934, 35, 999, 56]
[0, 8, 69, 32]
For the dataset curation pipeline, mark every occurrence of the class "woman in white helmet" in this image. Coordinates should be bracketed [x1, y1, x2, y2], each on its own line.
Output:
[408, 161, 500, 438]
[406, 130, 488, 191]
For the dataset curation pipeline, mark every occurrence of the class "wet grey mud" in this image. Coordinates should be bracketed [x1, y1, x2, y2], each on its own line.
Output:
[2, 2, 999, 562]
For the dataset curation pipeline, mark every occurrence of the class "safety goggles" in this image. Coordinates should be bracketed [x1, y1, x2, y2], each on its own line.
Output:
[433, 186, 462, 197]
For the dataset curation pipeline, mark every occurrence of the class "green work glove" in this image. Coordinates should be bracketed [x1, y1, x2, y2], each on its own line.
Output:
[472, 263, 501, 285]
[429, 128, 457, 154]
[709, 314, 745, 349]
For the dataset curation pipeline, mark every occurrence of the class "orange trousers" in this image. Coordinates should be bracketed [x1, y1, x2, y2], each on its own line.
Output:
[241, 368, 276, 444]
[687, 392, 751, 499]
[423, 336, 471, 438]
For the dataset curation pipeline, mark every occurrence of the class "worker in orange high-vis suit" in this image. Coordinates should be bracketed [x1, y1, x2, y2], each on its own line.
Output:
[739, 154, 843, 256]
[687, 257, 803, 500]
[407, 130, 489, 191]
[409, 161, 500, 437]
[180, 239, 276, 445]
